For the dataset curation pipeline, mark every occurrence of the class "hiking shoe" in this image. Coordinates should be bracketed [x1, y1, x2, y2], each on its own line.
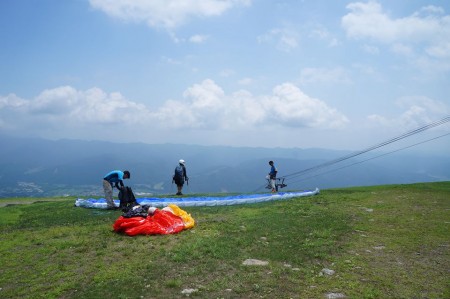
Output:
[176, 192, 183, 196]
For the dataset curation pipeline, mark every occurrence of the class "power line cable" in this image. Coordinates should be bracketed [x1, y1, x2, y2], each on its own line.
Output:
[283, 115, 450, 181]
[252, 115, 450, 192]
[287, 132, 450, 187]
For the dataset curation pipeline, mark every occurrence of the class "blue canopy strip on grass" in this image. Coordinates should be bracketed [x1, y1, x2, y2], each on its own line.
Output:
[75, 188, 320, 208]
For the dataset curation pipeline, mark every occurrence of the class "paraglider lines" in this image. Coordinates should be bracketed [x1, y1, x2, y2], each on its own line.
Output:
[253, 115, 450, 191]
[284, 115, 450, 181]
[287, 131, 450, 187]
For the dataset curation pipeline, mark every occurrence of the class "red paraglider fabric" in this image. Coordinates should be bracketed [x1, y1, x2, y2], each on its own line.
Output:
[113, 209, 186, 236]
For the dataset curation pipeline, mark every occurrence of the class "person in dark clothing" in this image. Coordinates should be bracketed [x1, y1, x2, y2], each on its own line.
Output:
[173, 159, 188, 195]
[103, 170, 130, 209]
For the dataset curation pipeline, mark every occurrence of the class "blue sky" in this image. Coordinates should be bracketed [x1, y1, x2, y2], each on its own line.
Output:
[1, 0, 449, 153]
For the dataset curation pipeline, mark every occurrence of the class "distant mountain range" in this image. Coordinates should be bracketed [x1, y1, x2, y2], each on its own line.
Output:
[0, 135, 449, 198]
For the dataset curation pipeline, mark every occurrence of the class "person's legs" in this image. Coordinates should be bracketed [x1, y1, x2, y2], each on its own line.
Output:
[176, 183, 183, 195]
[270, 179, 276, 192]
[103, 180, 115, 208]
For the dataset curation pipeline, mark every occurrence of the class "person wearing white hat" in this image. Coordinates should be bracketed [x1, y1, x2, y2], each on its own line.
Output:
[173, 159, 188, 195]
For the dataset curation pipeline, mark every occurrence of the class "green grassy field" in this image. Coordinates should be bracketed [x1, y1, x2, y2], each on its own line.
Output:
[0, 182, 449, 298]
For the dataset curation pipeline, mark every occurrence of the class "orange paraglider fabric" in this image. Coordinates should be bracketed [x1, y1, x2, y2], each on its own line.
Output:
[113, 205, 194, 236]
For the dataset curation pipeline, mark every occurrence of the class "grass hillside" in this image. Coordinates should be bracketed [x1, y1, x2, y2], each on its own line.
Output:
[0, 182, 449, 298]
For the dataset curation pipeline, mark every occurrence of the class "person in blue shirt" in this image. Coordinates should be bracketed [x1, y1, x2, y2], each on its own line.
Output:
[103, 170, 130, 209]
[268, 161, 278, 193]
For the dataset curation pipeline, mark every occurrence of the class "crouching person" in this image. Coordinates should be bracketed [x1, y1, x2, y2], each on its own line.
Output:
[103, 170, 130, 209]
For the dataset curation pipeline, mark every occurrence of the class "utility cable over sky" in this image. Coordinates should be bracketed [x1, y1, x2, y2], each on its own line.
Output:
[254, 115, 450, 192]
[287, 131, 450, 188]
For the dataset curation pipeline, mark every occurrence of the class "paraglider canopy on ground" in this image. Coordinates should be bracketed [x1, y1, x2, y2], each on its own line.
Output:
[76, 190, 320, 236]
[113, 204, 195, 236]
[75, 189, 320, 208]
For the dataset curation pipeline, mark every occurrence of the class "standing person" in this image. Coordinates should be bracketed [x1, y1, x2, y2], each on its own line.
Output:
[173, 159, 188, 195]
[268, 161, 278, 193]
[103, 170, 130, 209]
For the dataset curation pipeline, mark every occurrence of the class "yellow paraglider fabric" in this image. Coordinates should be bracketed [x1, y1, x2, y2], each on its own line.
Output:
[113, 204, 195, 236]
[168, 204, 195, 229]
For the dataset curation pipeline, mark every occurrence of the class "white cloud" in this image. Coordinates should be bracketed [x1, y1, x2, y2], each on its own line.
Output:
[367, 96, 450, 129]
[161, 56, 182, 65]
[0, 86, 149, 135]
[342, 2, 450, 43]
[309, 26, 340, 47]
[342, 1, 450, 56]
[390, 43, 414, 57]
[0, 94, 28, 130]
[225, 90, 266, 128]
[29, 86, 80, 115]
[362, 44, 379, 55]
[183, 79, 225, 110]
[352, 63, 378, 76]
[238, 77, 254, 85]
[155, 80, 349, 130]
[71, 88, 149, 124]
[426, 41, 450, 58]
[189, 34, 209, 43]
[0, 93, 27, 109]
[219, 69, 235, 77]
[367, 114, 389, 126]
[257, 26, 300, 52]
[412, 54, 450, 73]
[262, 83, 349, 129]
[260, 23, 340, 52]
[418, 5, 445, 16]
[89, 0, 251, 29]
[0, 81, 349, 137]
[299, 67, 352, 85]
[396, 96, 450, 116]
[154, 79, 226, 129]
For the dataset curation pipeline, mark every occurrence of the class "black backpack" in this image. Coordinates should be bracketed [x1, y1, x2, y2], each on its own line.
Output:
[173, 165, 185, 184]
[118, 186, 138, 212]
[174, 165, 184, 179]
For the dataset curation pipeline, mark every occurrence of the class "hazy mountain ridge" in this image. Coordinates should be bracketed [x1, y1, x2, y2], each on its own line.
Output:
[0, 135, 449, 197]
